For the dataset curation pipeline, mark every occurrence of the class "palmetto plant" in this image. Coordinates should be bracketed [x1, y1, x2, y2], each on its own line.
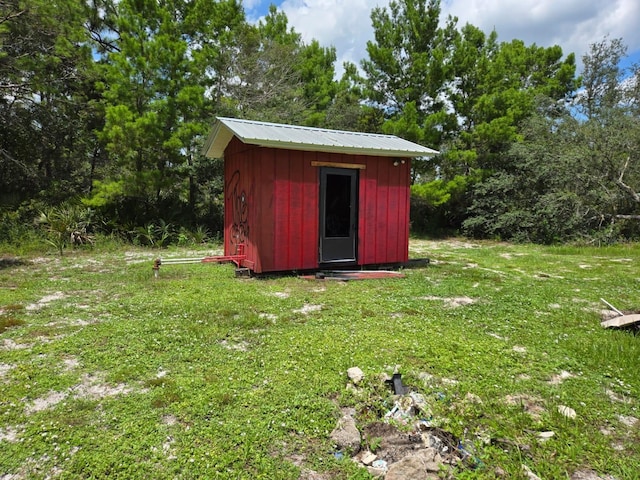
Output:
[133, 220, 175, 247]
[37, 205, 93, 255]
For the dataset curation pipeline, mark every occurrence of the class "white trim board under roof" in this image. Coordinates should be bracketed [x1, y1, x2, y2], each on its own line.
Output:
[203, 117, 439, 159]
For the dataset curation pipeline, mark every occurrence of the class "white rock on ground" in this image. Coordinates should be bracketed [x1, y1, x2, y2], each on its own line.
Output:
[329, 413, 361, 455]
[385, 448, 442, 480]
[347, 367, 364, 384]
[558, 405, 577, 419]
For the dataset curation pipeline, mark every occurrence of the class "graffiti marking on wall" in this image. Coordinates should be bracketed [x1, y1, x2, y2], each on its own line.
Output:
[227, 170, 249, 248]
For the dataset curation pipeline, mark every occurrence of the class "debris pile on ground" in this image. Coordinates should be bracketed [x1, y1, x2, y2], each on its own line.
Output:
[325, 367, 622, 479]
[330, 368, 474, 479]
[599, 299, 640, 331]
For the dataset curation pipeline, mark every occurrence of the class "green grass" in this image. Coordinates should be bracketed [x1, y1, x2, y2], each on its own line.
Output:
[0, 239, 638, 479]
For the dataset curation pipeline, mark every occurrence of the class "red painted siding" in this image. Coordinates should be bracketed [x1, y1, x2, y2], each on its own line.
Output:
[223, 137, 411, 273]
[357, 155, 410, 266]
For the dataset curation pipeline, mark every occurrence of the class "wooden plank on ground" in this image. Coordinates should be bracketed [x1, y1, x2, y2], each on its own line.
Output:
[601, 314, 640, 329]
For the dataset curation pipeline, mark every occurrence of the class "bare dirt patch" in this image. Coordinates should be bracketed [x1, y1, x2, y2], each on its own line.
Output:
[62, 357, 80, 371]
[25, 390, 68, 414]
[1, 338, 32, 351]
[25, 373, 142, 415]
[25, 292, 66, 311]
[548, 370, 575, 385]
[504, 394, 545, 420]
[421, 296, 476, 308]
[293, 304, 323, 315]
[0, 362, 16, 378]
[0, 425, 23, 443]
[220, 339, 250, 352]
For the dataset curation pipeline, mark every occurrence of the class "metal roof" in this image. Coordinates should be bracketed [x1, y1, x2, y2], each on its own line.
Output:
[202, 117, 439, 159]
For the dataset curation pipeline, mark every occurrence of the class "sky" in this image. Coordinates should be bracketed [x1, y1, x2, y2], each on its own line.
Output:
[242, 0, 640, 77]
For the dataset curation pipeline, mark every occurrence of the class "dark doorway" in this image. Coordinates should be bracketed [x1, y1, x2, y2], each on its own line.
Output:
[319, 167, 358, 263]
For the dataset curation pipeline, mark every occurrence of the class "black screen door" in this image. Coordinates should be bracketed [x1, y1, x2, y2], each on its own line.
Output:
[319, 167, 358, 263]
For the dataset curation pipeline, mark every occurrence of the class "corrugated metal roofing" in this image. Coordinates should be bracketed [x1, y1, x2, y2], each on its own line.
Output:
[203, 117, 439, 158]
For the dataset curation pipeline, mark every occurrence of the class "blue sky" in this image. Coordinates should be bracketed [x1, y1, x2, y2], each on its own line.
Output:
[242, 0, 640, 77]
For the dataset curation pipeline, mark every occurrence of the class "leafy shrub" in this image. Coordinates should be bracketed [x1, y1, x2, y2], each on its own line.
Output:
[36, 204, 95, 255]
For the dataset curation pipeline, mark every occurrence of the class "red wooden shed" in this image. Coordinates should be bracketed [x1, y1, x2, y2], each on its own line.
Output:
[202, 117, 438, 274]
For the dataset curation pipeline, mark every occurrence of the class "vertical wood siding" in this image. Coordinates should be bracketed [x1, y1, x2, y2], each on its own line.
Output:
[224, 137, 411, 273]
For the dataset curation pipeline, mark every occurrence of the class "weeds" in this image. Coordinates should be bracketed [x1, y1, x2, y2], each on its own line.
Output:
[0, 239, 638, 479]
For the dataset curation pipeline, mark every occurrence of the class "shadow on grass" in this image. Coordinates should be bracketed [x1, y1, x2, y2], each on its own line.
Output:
[0, 257, 28, 269]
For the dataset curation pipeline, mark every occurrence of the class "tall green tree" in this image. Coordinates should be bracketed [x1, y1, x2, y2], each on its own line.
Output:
[298, 39, 338, 126]
[0, 0, 100, 205]
[323, 62, 369, 131]
[445, 32, 578, 176]
[361, 0, 457, 148]
[91, 0, 245, 225]
[463, 38, 640, 243]
[224, 5, 342, 127]
[222, 6, 307, 123]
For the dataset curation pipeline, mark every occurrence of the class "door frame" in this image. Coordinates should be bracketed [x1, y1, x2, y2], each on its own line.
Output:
[318, 167, 358, 264]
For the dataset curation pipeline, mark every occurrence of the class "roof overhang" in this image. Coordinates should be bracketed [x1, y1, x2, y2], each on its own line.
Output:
[202, 117, 439, 159]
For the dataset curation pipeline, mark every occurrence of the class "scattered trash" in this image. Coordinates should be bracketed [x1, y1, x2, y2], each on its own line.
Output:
[335, 368, 488, 476]
[360, 451, 377, 466]
[537, 431, 555, 441]
[599, 298, 640, 330]
[600, 298, 623, 316]
[387, 373, 408, 395]
[601, 314, 640, 329]
[371, 459, 388, 470]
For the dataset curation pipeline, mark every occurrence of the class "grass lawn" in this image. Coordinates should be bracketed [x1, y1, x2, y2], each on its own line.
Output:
[0, 238, 638, 479]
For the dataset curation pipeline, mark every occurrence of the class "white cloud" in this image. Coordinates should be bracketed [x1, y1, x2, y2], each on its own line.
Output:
[271, 0, 640, 76]
[279, 0, 384, 75]
[443, 0, 640, 66]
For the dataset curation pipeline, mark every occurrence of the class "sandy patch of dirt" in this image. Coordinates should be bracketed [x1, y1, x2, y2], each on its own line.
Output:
[293, 304, 323, 314]
[605, 389, 633, 404]
[617, 415, 638, 428]
[25, 390, 68, 414]
[45, 318, 92, 328]
[421, 296, 476, 308]
[220, 339, 250, 352]
[487, 333, 507, 341]
[535, 272, 565, 279]
[1, 339, 32, 351]
[0, 455, 64, 480]
[0, 362, 15, 378]
[62, 357, 80, 371]
[25, 373, 142, 415]
[548, 370, 575, 385]
[0, 425, 23, 443]
[161, 414, 178, 426]
[124, 251, 158, 264]
[73, 376, 133, 400]
[426, 240, 481, 250]
[512, 345, 527, 353]
[504, 394, 545, 419]
[25, 292, 66, 311]
[571, 469, 618, 480]
[273, 291, 290, 299]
